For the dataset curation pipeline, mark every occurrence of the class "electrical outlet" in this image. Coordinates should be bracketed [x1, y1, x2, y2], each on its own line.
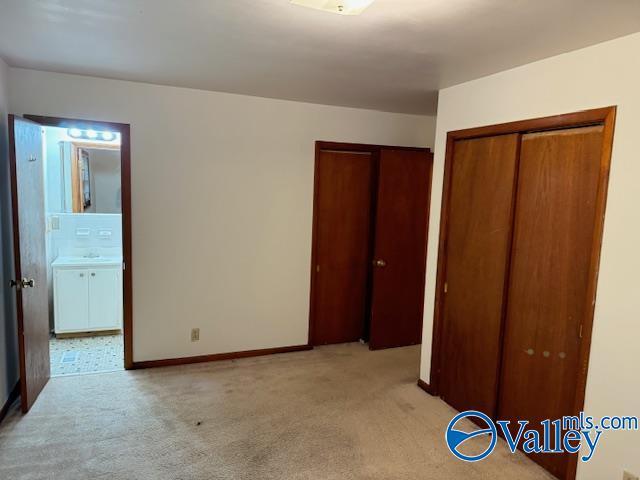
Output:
[191, 328, 200, 342]
[623, 471, 639, 480]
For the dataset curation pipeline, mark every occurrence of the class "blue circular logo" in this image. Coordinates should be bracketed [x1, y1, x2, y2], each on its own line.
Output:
[445, 410, 497, 462]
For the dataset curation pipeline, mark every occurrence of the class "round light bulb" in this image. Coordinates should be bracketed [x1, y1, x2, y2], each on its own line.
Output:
[86, 130, 98, 139]
[101, 131, 116, 141]
[68, 128, 82, 138]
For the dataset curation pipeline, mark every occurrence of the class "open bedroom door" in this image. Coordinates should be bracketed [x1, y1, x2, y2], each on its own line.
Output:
[8, 114, 50, 413]
[369, 148, 432, 350]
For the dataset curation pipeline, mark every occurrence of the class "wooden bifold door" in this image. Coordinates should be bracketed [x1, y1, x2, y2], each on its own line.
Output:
[432, 108, 616, 480]
[310, 142, 433, 350]
[438, 134, 520, 417]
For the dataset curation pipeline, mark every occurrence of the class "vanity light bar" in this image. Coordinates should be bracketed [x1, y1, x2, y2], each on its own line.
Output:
[68, 128, 117, 142]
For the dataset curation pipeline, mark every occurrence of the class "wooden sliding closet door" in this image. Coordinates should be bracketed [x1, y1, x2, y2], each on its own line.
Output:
[312, 150, 375, 345]
[369, 149, 432, 350]
[439, 134, 519, 415]
[498, 126, 605, 479]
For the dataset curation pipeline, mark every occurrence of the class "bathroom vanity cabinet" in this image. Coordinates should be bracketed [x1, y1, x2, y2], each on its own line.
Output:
[53, 257, 123, 334]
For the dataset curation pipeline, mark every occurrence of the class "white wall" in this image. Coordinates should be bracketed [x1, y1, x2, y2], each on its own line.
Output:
[420, 32, 640, 479]
[42, 126, 67, 214]
[8, 68, 436, 363]
[0, 57, 19, 409]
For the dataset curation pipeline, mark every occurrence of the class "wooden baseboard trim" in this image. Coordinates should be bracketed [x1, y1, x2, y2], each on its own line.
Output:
[0, 381, 20, 424]
[417, 378, 437, 396]
[131, 344, 313, 370]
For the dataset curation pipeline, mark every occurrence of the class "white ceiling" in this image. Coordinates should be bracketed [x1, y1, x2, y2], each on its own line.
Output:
[1, 0, 639, 114]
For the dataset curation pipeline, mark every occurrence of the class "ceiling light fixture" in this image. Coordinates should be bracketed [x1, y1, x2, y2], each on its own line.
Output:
[67, 128, 119, 142]
[290, 0, 376, 16]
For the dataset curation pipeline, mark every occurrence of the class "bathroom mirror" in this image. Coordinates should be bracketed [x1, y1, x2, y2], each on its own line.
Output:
[63, 143, 122, 214]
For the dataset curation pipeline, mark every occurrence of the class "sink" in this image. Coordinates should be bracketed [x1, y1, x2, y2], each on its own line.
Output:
[52, 255, 123, 267]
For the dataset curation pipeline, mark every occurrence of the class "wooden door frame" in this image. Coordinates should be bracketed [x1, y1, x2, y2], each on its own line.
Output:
[24, 114, 134, 370]
[428, 106, 616, 480]
[308, 141, 432, 346]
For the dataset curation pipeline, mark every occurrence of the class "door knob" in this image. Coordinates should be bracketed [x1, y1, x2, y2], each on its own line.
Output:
[373, 259, 386, 268]
[21, 278, 35, 288]
[9, 279, 20, 289]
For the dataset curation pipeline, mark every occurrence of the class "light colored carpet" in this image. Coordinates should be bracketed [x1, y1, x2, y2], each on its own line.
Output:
[0, 343, 554, 480]
[49, 334, 124, 376]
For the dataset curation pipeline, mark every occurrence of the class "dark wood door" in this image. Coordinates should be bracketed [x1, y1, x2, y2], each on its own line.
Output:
[8, 115, 50, 413]
[439, 134, 519, 416]
[369, 149, 432, 350]
[497, 126, 604, 479]
[311, 149, 375, 345]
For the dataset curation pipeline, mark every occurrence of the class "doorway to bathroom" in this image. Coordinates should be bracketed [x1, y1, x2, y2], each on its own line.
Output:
[9, 114, 132, 412]
[45, 129, 124, 376]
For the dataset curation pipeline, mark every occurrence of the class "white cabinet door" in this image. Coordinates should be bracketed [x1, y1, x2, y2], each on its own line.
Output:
[54, 269, 89, 332]
[88, 268, 122, 330]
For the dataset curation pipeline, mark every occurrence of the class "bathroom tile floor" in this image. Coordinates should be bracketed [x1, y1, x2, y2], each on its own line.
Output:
[49, 333, 124, 376]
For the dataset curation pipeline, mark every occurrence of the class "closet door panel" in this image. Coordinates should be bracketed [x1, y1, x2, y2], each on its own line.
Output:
[498, 126, 604, 479]
[312, 150, 375, 345]
[439, 134, 519, 416]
